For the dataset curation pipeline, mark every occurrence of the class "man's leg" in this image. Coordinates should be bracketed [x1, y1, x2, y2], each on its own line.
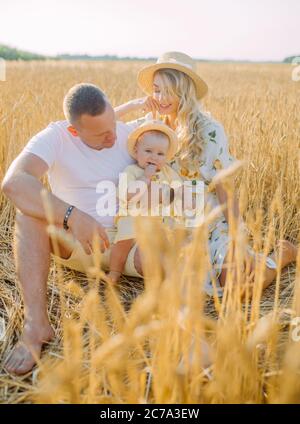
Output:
[4, 212, 72, 375]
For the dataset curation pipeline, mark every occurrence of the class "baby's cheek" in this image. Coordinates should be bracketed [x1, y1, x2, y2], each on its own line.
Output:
[136, 152, 145, 162]
[135, 154, 144, 167]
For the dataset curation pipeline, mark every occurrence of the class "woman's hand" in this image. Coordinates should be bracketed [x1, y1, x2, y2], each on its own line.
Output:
[215, 182, 240, 224]
[114, 97, 159, 119]
[138, 96, 160, 116]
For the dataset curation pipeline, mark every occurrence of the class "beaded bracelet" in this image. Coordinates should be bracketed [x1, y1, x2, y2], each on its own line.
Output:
[63, 205, 75, 230]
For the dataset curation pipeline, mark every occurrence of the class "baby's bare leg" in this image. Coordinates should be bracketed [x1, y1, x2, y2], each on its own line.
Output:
[108, 239, 135, 283]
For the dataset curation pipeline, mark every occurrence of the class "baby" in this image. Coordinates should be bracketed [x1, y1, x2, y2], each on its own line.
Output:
[108, 120, 182, 283]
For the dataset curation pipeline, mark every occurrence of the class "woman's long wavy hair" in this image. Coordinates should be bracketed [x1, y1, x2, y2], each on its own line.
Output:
[155, 69, 211, 171]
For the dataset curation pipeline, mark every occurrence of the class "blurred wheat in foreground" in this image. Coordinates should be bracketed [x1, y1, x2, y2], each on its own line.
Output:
[0, 61, 299, 404]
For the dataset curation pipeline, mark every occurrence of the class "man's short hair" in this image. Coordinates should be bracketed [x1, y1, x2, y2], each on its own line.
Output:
[63, 83, 107, 124]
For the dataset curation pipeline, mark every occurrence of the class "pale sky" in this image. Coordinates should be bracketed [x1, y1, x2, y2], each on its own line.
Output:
[1, 0, 299, 61]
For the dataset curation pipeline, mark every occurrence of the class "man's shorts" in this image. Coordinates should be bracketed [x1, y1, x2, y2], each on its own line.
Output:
[52, 228, 142, 278]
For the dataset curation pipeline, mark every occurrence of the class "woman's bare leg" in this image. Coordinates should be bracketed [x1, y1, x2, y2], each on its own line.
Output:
[219, 239, 298, 290]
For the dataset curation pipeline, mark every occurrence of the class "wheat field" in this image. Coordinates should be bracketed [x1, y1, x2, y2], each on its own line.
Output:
[0, 60, 299, 404]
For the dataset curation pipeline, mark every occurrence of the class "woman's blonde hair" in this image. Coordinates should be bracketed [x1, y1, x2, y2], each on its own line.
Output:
[155, 69, 210, 171]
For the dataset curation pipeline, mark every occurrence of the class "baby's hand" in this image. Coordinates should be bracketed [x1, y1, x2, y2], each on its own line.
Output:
[144, 164, 158, 179]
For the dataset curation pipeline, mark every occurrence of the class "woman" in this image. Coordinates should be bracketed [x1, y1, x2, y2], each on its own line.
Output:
[115, 51, 297, 296]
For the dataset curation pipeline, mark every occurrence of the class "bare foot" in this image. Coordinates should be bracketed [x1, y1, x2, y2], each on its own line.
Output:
[4, 321, 54, 376]
[107, 271, 121, 285]
[274, 240, 298, 265]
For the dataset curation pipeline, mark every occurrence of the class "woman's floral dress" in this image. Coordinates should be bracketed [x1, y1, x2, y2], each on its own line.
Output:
[170, 118, 239, 295]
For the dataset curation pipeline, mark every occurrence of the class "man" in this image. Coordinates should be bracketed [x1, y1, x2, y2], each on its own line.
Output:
[1, 83, 143, 375]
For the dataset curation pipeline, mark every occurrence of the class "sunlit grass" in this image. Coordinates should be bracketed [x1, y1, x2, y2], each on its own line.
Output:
[0, 61, 299, 403]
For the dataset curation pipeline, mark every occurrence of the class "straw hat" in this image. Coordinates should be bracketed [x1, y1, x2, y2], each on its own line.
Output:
[138, 51, 208, 100]
[127, 119, 178, 161]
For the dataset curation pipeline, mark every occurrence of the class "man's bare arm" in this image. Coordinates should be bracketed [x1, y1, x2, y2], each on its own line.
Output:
[2, 152, 70, 224]
[1, 152, 109, 253]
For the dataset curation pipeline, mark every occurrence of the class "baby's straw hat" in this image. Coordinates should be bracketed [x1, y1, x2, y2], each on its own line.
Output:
[127, 120, 178, 161]
[138, 51, 208, 100]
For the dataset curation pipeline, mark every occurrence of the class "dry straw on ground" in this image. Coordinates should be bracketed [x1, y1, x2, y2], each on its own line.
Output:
[0, 61, 299, 403]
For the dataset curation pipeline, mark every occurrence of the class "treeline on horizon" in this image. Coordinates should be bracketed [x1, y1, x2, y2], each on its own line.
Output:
[0, 44, 156, 62]
[0, 43, 298, 63]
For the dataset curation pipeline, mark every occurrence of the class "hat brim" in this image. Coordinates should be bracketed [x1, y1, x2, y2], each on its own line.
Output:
[138, 62, 208, 100]
[128, 123, 178, 161]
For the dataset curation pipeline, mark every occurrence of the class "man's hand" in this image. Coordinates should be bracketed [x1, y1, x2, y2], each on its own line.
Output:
[68, 208, 109, 255]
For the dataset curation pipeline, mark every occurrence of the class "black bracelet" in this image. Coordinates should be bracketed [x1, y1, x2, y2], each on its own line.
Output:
[63, 205, 75, 230]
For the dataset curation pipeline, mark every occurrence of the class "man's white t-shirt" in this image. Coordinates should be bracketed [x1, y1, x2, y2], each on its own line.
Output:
[23, 120, 135, 228]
